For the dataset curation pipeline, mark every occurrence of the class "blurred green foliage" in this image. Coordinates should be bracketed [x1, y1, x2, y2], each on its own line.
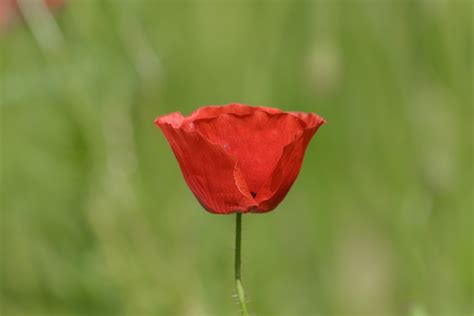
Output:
[1, 1, 472, 315]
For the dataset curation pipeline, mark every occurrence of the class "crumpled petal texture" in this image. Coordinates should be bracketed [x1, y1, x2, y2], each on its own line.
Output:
[155, 103, 325, 214]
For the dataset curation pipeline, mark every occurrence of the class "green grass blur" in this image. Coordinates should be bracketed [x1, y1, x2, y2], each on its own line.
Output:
[1, 1, 472, 315]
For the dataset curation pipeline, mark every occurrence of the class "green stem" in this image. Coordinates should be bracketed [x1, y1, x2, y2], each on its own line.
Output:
[235, 213, 249, 316]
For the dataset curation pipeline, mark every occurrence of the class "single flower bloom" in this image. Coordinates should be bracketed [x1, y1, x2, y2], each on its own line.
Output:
[155, 103, 325, 214]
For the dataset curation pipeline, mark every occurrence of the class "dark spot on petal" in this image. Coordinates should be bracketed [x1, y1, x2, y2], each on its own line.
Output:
[251, 191, 257, 198]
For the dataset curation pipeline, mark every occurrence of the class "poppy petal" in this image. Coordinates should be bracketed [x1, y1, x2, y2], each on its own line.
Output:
[254, 115, 325, 212]
[156, 117, 257, 214]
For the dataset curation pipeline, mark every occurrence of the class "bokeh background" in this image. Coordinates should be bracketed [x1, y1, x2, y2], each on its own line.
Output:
[1, 1, 472, 315]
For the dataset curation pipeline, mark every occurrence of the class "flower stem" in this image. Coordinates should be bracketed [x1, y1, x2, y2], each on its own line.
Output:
[235, 213, 249, 316]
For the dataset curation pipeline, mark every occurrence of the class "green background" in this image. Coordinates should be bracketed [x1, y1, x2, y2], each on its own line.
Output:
[1, 1, 472, 315]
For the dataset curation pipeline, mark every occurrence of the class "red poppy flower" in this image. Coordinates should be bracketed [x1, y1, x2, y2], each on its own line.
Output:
[154, 103, 325, 214]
